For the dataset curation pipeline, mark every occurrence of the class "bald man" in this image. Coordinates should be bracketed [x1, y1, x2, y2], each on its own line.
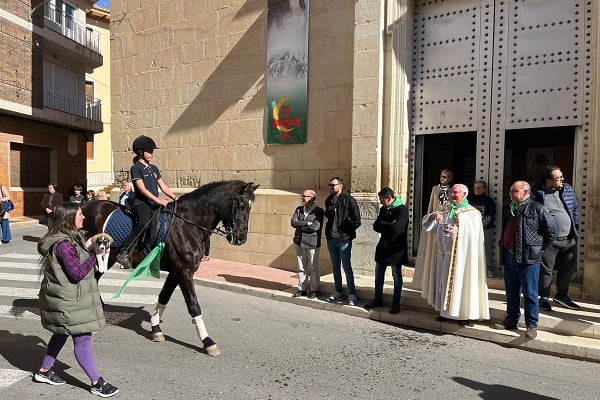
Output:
[421, 184, 490, 325]
[291, 189, 325, 299]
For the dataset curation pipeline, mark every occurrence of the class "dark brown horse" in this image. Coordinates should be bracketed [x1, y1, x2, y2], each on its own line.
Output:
[82, 180, 259, 356]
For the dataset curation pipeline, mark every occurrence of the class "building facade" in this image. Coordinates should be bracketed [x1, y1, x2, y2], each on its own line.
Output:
[86, 4, 112, 192]
[110, 0, 600, 300]
[0, 0, 103, 216]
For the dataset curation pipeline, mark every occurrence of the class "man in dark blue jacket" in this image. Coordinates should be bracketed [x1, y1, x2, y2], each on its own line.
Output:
[495, 181, 556, 339]
[324, 177, 361, 306]
[531, 165, 580, 311]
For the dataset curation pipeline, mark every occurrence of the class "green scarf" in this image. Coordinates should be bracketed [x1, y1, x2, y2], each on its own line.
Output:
[509, 201, 519, 217]
[448, 198, 469, 219]
[113, 242, 164, 299]
[386, 195, 404, 209]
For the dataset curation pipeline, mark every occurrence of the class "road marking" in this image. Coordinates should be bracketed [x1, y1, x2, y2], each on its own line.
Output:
[0, 272, 164, 289]
[0, 287, 161, 305]
[0, 253, 40, 260]
[0, 368, 30, 389]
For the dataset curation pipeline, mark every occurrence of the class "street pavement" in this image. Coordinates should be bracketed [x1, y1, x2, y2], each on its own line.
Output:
[2, 222, 600, 399]
[2, 218, 600, 366]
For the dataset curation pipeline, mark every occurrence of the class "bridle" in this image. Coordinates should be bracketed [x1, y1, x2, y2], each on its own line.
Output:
[162, 195, 250, 239]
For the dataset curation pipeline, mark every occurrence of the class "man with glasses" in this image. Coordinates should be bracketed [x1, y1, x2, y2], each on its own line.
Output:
[291, 189, 324, 299]
[324, 177, 361, 306]
[532, 165, 580, 311]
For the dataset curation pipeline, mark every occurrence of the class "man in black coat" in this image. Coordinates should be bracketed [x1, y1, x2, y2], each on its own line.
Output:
[324, 177, 361, 306]
[364, 187, 409, 314]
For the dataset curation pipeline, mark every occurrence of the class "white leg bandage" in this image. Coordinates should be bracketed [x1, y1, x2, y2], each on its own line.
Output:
[192, 315, 209, 340]
[150, 303, 166, 327]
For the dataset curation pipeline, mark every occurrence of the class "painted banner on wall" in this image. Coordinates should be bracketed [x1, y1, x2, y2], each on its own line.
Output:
[265, 0, 309, 145]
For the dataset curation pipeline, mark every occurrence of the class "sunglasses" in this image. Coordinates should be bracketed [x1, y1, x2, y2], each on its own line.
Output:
[328, 183, 340, 187]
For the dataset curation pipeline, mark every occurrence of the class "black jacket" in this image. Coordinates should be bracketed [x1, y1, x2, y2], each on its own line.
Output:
[373, 200, 409, 266]
[501, 198, 557, 264]
[291, 205, 324, 248]
[324, 191, 361, 243]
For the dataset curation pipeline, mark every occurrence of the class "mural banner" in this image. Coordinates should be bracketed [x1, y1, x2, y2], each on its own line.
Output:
[265, 0, 309, 145]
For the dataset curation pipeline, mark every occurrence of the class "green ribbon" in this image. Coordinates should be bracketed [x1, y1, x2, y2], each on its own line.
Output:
[448, 198, 469, 219]
[112, 242, 164, 299]
[509, 201, 519, 217]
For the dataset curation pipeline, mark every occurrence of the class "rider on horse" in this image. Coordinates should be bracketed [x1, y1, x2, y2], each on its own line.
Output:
[116, 135, 178, 269]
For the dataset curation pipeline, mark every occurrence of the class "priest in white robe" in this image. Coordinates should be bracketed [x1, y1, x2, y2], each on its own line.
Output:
[421, 184, 490, 323]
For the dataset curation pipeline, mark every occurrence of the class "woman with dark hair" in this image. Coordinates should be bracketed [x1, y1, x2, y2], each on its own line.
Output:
[34, 202, 119, 397]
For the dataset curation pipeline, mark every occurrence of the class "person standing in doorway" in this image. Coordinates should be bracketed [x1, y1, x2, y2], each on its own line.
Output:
[420, 184, 490, 325]
[495, 181, 556, 339]
[69, 184, 85, 204]
[364, 187, 408, 314]
[468, 180, 497, 277]
[41, 184, 63, 228]
[532, 165, 580, 311]
[291, 189, 324, 299]
[324, 177, 361, 306]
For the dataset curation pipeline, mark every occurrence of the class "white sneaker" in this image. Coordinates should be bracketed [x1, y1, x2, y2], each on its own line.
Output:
[348, 295, 357, 306]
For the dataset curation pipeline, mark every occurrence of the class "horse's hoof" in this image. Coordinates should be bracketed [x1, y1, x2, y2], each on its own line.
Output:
[152, 332, 165, 342]
[205, 344, 221, 357]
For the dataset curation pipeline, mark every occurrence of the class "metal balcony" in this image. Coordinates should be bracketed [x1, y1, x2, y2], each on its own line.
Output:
[43, 3, 101, 55]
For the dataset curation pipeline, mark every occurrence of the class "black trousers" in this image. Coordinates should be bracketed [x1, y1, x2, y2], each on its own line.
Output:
[120, 201, 153, 252]
[539, 237, 577, 298]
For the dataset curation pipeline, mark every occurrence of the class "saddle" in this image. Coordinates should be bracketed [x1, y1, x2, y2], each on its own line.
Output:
[104, 206, 169, 255]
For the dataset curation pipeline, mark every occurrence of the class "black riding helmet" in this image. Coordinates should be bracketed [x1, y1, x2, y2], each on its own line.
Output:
[132, 135, 158, 153]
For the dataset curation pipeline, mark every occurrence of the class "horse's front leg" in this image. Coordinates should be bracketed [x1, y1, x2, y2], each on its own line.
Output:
[150, 271, 179, 342]
[178, 270, 221, 357]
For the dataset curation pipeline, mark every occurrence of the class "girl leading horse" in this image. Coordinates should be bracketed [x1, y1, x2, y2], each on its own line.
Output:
[82, 180, 258, 356]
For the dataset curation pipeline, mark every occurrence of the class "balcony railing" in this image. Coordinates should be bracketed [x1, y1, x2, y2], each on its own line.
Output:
[44, 88, 102, 122]
[43, 3, 101, 54]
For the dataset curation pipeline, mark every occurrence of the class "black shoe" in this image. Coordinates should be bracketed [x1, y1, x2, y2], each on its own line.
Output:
[539, 298, 552, 312]
[33, 368, 65, 385]
[493, 318, 518, 330]
[553, 294, 580, 310]
[292, 290, 307, 298]
[308, 292, 318, 299]
[364, 299, 383, 310]
[119, 257, 132, 269]
[459, 320, 473, 327]
[436, 316, 449, 322]
[91, 377, 119, 398]
[389, 303, 400, 314]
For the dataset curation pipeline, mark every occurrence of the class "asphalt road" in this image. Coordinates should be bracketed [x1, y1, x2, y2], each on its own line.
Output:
[1, 224, 600, 400]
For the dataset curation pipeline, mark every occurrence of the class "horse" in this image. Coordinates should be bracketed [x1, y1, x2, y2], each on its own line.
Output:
[82, 180, 259, 356]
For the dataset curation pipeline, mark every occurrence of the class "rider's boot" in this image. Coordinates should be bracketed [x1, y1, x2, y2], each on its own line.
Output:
[116, 249, 132, 269]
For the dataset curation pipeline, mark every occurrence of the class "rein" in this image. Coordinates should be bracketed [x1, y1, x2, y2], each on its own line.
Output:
[162, 200, 234, 238]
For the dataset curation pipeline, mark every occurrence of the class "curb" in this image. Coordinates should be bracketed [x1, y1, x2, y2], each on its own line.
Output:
[194, 277, 600, 363]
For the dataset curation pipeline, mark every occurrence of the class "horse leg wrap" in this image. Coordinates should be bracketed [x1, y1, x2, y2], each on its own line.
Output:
[193, 316, 220, 356]
[150, 303, 166, 342]
[192, 315, 209, 340]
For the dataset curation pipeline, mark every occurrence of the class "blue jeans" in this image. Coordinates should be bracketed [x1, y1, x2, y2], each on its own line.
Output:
[374, 263, 403, 304]
[503, 250, 539, 327]
[327, 238, 356, 295]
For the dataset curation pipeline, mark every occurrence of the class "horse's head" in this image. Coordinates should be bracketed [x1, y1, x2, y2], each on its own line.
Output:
[221, 182, 259, 245]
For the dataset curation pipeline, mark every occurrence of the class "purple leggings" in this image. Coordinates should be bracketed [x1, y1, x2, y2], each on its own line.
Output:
[41, 333, 100, 382]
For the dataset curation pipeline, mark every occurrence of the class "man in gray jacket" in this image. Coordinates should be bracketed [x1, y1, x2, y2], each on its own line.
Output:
[291, 189, 324, 299]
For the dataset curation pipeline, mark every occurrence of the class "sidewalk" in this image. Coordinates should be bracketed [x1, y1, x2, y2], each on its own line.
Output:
[193, 257, 600, 363]
[12, 216, 600, 362]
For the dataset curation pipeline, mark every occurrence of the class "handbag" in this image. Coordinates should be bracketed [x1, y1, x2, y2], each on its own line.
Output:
[1, 187, 13, 212]
[3, 200, 14, 212]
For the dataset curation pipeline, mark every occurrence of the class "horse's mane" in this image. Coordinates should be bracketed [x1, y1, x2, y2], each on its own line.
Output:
[178, 180, 255, 202]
